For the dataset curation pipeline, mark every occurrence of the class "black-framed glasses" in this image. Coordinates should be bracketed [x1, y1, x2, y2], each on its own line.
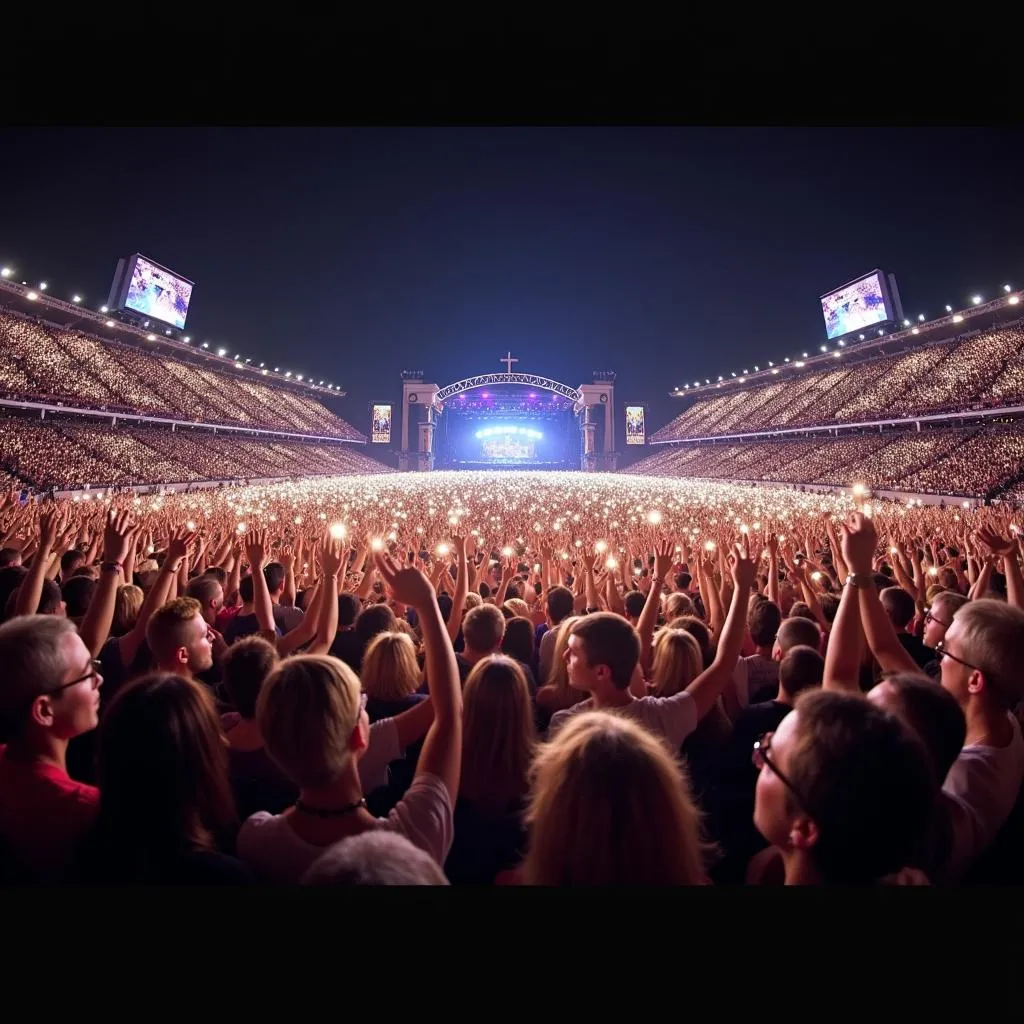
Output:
[933, 641, 983, 674]
[924, 609, 951, 629]
[752, 732, 811, 815]
[47, 659, 102, 698]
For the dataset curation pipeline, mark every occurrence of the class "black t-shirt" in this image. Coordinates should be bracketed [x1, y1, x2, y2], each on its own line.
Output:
[898, 632, 934, 672]
[329, 628, 363, 673]
[444, 797, 528, 886]
[228, 744, 299, 822]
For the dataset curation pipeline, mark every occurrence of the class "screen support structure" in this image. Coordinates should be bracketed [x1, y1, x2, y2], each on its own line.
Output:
[398, 364, 617, 472]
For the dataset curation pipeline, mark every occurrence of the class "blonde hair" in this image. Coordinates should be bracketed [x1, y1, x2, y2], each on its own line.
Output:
[360, 631, 421, 702]
[112, 584, 144, 636]
[464, 592, 483, 612]
[522, 711, 706, 885]
[664, 592, 695, 620]
[545, 615, 581, 693]
[503, 598, 531, 619]
[257, 654, 363, 788]
[461, 656, 537, 812]
[649, 627, 702, 698]
[953, 599, 1024, 707]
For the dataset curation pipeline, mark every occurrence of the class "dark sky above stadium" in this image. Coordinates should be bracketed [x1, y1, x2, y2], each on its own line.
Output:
[2, 127, 1022, 439]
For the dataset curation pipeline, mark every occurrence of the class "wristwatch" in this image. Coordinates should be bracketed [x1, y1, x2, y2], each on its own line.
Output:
[846, 572, 873, 588]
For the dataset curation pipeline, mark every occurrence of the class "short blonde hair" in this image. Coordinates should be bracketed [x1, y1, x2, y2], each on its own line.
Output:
[257, 655, 363, 788]
[953, 599, 1024, 707]
[649, 627, 702, 698]
[112, 584, 144, 636]
[361, 631, 421, 702]
[523, 711, 707, 885]
[503, 598, 531, 619]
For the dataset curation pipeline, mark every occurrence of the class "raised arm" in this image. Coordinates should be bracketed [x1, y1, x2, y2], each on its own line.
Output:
[375, 552, 462, 802]
[79, 509, 134, 658]
[447, 535, 469, 644]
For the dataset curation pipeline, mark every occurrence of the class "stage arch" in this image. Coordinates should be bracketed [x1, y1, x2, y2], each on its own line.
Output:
[436, 373, 582, 406]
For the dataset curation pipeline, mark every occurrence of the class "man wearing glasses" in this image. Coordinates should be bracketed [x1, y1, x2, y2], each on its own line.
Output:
[0, 616, 103, 881]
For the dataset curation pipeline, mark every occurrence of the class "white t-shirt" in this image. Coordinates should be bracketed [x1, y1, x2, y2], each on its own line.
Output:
[942, 712, 1024, 882]
[237, 773, 454, 883]
[360, 718, 402, 795]
[548, 690, 698, 749]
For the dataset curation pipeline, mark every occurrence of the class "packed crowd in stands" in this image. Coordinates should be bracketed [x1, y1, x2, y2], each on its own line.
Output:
[655, 324, 1024, 441]
[1, 471, 1022, 886]
[0, 309, 362, 440]
[628, 424, 1024, 500]
[0, 415, 391, 491]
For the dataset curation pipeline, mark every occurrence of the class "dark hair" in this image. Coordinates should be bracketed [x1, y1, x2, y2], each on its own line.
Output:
[779, 645, 824, 697]
[222, 636, 279, 719]
[37, 578, 63, 616]
[463, 604, 505, 654]
[748, 599, 782, 647]
[0, 548, 21, 568]
[570, 613, 640, 690]
[95, 674, 237, 870]
[204, 566, 228, 586]
[819, 594, 840, 624]
[436, 592, 454, 624]
[501, 616, 535, 666]
[355, 603, 397, 663]
[777, 616, 820, 653]
[623, 591, 646, 619]
[546, 586, 575, 625]
[337, 592, 361, 628]
[61, 575, 96, 620]
[186, 574, 222, 606]
[788, 690, 935, 885]
[0, 565, 28, 622]
[880, 586, 916, 631]
[60, 549, 85, 576]
[238, 574, 255, 603]
[263, 562, 286, 594]
[674, 572, 692, 591]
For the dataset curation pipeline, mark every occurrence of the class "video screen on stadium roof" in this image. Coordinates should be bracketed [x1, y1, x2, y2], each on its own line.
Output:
[123, 255, 194, 329]
[371, 404, 392, 444]
[820, 271, 894, 341]
[625, 405, 645, 445]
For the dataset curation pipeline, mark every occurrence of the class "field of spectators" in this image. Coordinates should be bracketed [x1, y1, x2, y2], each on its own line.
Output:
[626, 424, 1024, 501]
[654, 323, 1024, 442]
[0, 308, 363, 440]
[0, 414, 393, 491]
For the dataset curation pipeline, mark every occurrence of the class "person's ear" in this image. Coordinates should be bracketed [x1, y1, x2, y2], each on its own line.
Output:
[789, 815, 819, 852]
[30, 694, 56, 728]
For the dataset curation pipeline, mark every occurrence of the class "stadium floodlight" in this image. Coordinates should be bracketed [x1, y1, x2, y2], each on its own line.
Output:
[917, 314, 925, 321]
[0, 267, 11, 278]
[183, 336, 190, 343]
[100, 305, 109, 313]
[143, 320, 150, 327]
[1008, 296, 1020, 306]
[147, 334, 156, 341]
[878, 329, 885, 336]
[39, 282, 47, 290]
[26, 291, 38, 301]
[201, 342, 209, 349]
[838, 340, 845, 347]
[72, 295, 82, 303]
[912, 328, 920, 335]
[262, 369, 268, 375]
[731, 372, 736, 377]
[274, 367, 280, 372]
[259, 362, 264, 368]
[820, 344, 828, 351]
[105, 320, 114, 327]
[1004, 284, 1012, 293]
[784, 357, 790, 363]
[217, 348, 227, 357]
[771, 368, 779, 374]
[971, 295, 982, 305]
[164, 330, 171, 335]
[754, 365, 759, 371]
[802, 352, 808, 358]
[952, 314, 964, 323]
[859, 334, 865, 340]
[768, 361, 773, 367]
[297, 375, 304, 381]
[795, 361, 805, 367]
[902, 319, 910, 326]
[945, 304, 953, 312]
[285, 371, 292, 377]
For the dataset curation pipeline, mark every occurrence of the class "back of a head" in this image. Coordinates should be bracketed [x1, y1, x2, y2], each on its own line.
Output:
[650, 627, 702, 698]
[569, 612, 640, 690]
[222, 635, 280, 719]
[623, 591, 646, 620]
[546, 585, 574, 625]
[674, 572, 692, 592]
[500, 616, 535, 666]
[788, 601, 815, 622]
[779, 645, 824, 698]
[186, 574, 222, 607]
[463, 602, 506, 654]
[61, 575, 96, 620]
[523, 711, 705, 885]
[668, 615, 714, 670]
[61, 549, 85, 577]
[257, 654, 362, 789]
[874, 673, 966, 783]
[951, 599, 1024, 709]
[337, 592, 361, 629]
[112, 584, 144, 636]
[0, 615, 77, 741]
[263, 562, 286, 595]
[302, 831, 448, 885]
[778, 616, 820, 654]
[462, 655, 536, 810]
[664, 591, 695, 621]
[503, 598, 531, 620]
[204, 566, 228, 587]
[436, 592, 454, 625]
[238, 574, 255, 604]
[0, 565, 28, 623]
[789, 690, 935, 885]
[146, 596, 202, 664]
[361, 630, 420, 702]
[748, 599, 782, 647]
[97, 673, 236, 850]
[932, 591, 968, 625]
[0, 548, 21, 569]
[880, 586, 916, 631]
[354, 603, 397, 661]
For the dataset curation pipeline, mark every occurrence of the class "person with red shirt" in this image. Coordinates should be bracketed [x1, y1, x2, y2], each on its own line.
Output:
[0, 615, 103, 881]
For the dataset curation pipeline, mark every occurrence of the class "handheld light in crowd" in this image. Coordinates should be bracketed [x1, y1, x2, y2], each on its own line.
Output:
[502, 545, 514, 557]
[811, 571, 822, 581]
[371, 538, 384, 552]
[606, 556, 618, 570]
[928, 566, 939, 577]
[890, 547, 898, 554]
[236, 522, 246, 534]
[704, 540, 716, 552]
[437, 543, 450, 557]
[740, 524, 749, 534]
[186, 520, 196, 531]
[329, 523, 346, 540]
[294, 516, 303, 525]
[595, 540, 607, 553]
[647, 510, 662, 525]
[752, 522, 761, 530]
[388, 531, 397, 541]
[147, 545, 155, 554]
[534, 563, 541, 572]
[574, 539, 583, 548]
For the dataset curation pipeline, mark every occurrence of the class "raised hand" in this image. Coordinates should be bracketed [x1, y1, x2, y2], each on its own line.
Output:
[653, 538, 675, 580]
[321, 535, 345, 578]
[103, 508, 134, 565]
[728, 532, 757, 590]
[373, 550, 437, 610]
[245, 528, 270, 571]
[840, 511, 878, 575]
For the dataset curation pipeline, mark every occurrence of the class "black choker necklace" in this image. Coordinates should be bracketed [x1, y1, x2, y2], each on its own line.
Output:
[295, 797, 367, 818]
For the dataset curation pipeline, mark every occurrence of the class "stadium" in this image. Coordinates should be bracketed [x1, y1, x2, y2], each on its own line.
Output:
[2, 125, 1024, 891]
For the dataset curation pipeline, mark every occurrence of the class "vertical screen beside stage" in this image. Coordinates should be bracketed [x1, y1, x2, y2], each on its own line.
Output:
[371, 404, 392, 444]
[625, 405, 645, 445]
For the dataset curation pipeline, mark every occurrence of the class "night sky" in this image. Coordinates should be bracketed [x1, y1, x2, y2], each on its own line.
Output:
[2, 127, 1022, 444]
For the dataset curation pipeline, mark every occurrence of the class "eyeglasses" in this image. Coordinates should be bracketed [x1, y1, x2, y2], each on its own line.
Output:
[752, 732, 811, 815]
[47, 659, 102, 698]
[924, 609, 951, 629]
[933, 641, 983, 674]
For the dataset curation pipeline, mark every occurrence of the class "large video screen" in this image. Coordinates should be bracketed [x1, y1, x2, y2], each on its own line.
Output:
[371, 404, 392, 444]
[476, 424, 542, 461]
[625, 405, 645, 445]
[820, 272, 892, 340]
[124, 255, 194, 329]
